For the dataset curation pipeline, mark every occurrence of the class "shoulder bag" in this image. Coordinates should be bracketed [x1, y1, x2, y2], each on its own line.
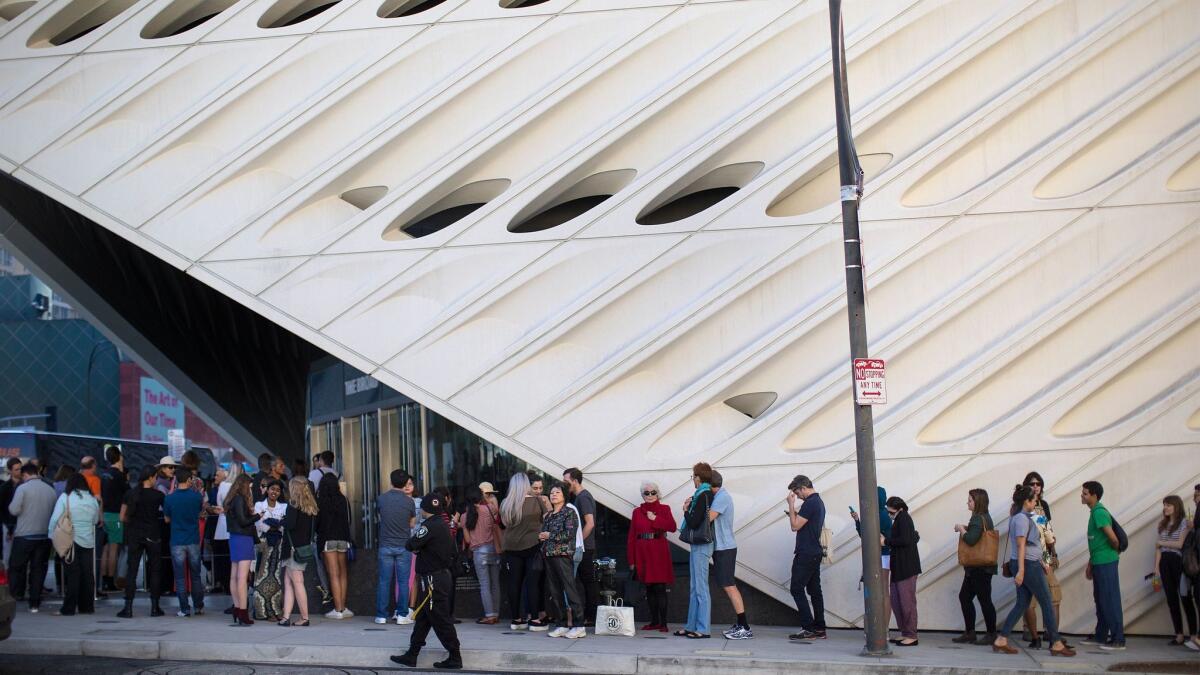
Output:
[287, 513, 316, 564]
[957, 516, 999, 568]
[52, 494, 76, 563]
[679, 497, 713, 545]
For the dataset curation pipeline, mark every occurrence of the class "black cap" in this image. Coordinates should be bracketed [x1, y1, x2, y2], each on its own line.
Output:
[788, 475, 812, 491]
[423, 495, 444, 515]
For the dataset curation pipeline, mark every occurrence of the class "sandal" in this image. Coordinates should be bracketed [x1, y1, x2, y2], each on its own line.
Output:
[685, 631, 710, 639]
[674, 629, 690, 637]
[277, 619, 292, 627]
[296, 618, 310, 627]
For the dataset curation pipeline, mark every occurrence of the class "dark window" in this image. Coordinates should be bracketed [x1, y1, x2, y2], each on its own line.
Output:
[509, 194, 610, 233]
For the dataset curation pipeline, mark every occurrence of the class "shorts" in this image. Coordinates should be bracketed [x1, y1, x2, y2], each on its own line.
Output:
[713, 548, 738, 588]
[283, 556, 308, 572]
[102, 512, 123, 545]
[229, 533, 256, 562]
[323, 540, 350, 553]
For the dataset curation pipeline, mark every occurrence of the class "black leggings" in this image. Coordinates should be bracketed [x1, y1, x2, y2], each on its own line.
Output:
[645, 583, 669, 626]
[1161, 554, 1198, 636]
[502, 545, 541, 620]
[959, 567, 997, 634]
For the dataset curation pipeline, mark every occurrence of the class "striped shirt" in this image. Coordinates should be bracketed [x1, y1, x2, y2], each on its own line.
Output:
[1158, 519, 1188, 556]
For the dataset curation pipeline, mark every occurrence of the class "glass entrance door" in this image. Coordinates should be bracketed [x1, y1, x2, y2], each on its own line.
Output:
[358, 411, 380, 549]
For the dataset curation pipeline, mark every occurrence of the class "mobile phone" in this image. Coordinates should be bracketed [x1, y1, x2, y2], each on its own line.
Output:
[848, 505, 857, 513]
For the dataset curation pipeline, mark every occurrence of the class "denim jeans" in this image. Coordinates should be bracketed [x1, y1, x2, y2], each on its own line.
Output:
[790, 553, 825, 631]
[472, 543, 500, 617]
[1000, 560, 1059, 643]
[1091, 560, 1125, 644]
[376, 546, 413, 619]
[170, 544, 203, 612]
[685, 542, 713, 634]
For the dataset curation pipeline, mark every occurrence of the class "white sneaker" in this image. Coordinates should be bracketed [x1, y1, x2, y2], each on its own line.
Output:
[566, 626, 586, 639]
[325, 609, 343, 620]
[548, 627, 568, 638]
[340, 608, 354, 619]
[396, 611, 414, 625]
[374, 617, 388, 624]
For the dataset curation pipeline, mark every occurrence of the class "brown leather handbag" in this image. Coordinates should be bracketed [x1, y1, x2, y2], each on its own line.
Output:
[957, 519, 999, 567]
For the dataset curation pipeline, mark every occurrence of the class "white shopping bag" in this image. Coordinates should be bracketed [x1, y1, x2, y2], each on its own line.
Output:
[595, 599, 635, 637]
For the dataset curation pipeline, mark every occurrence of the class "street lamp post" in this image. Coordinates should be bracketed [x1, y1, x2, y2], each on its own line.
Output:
[827, 0, 890, 657]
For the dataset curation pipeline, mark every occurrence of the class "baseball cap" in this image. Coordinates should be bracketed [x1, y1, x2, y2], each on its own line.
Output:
[422, 495, 445, 515]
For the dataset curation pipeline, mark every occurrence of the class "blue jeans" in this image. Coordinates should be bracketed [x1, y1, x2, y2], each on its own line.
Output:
[472, 544, 500, 618]
[376, 546, 413, 619]
[1000, 560, 1059, 643]
[1091, 560, 1124, 644]
[685, 543, 712, 634]
[170, 544, 203, 612]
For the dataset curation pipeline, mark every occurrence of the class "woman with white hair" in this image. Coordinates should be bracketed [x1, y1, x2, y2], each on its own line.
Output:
[213, 462, 243, 605]
[499, 472, 548, 631]
[627, 478, 677, 632]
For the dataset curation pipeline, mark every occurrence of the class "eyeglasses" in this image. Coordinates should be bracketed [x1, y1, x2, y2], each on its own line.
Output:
[642, 490, 658, 497]
[1028, 482, 1042, 487]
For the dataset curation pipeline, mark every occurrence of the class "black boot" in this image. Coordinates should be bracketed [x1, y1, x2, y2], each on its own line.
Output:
[390, 650, 420, 667]
[975, 632, 997, 646]
[433, 650, 462, 669]
[150, 597, 164, 617]
[951, 631, 977, 644]
[116, 600, 133, 618]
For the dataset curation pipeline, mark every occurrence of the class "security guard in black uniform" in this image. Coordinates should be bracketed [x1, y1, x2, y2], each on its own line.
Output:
[390, 493, 462, 670]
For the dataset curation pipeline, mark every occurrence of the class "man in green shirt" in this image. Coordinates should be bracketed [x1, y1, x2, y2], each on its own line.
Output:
[1081, 481, 1124, 650]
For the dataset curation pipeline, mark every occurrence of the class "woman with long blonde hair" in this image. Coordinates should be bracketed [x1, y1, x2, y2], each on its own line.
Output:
[279, 477, 318, 626]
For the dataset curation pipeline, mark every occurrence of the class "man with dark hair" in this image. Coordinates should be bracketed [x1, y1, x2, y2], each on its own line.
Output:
[0, 456, 24, 565]
[252, 452, 274, 502]
[391, 493, 461, 670]
[1080, 481, 1123, 650]
[710, 471, 750, 639]
[562, 467, 598, 626]
[377, 469, 417, 625]
[163, 468, 205, 617]
[99, 444, 127, 592]
[308, 451, 337, 489]
[786, 474, 826, 641]
[8, 462, 56, 612]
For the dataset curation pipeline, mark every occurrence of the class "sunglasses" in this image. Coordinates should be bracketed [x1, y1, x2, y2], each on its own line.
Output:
[642, 490, 658, 497]
[1028, 482, 1042, 487]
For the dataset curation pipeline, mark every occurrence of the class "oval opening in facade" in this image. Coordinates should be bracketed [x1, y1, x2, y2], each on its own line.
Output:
[258, 0, 341, 29]
[27, 0, 138, 48]
[378, 0, 447, 18]
[0, 1, 36, 23]
[141, 0, 237, 39]
[500, 0, 551, 8]
[508, 169, 635, 234]
[636, 161, 763, 225]
[339, 186, 388, 211]
[724, 391, 777, 419]
[384, 179, 510, 241]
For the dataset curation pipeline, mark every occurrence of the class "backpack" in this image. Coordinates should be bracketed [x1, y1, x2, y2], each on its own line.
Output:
[1109, 516, 1128, 553]
[51, 494, 75, 563]
[1182, 530, 1200, 578]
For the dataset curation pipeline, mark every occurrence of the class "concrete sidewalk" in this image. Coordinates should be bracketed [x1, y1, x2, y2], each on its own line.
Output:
[0, 605, 1197, 674]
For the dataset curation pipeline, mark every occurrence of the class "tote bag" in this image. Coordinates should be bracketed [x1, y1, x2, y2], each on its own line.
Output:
[957, 518, 998, 568]
[52, 494, 75, 563]
[595, 598, 635, 637]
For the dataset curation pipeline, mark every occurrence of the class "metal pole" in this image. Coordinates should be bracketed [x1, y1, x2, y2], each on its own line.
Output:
[827, 0, 889, 657]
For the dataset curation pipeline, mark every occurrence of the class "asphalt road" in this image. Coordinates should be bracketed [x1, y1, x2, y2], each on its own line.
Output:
[0, 654, 519, 675]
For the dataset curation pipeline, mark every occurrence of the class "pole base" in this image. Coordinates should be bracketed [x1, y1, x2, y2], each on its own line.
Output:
[859, 644, 894, 657]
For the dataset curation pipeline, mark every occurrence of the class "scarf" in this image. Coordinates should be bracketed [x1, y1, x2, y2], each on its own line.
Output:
[688, 483, 712, 513]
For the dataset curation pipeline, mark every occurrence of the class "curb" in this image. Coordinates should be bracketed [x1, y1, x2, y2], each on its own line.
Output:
[0, 636, 1109, 674]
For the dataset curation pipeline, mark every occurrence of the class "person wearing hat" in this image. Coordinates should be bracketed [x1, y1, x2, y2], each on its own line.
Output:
[154, 456, 178, 495]
[391, 493, 462, 670]
[479, 482, 499, 511]
[786, 474, 827, 641]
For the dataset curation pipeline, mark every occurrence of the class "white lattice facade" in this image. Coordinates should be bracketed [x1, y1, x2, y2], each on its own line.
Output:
[1, 0, 1198, 632]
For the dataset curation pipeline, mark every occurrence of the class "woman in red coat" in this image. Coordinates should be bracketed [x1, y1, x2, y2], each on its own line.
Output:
[627, 480, 677, 632]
